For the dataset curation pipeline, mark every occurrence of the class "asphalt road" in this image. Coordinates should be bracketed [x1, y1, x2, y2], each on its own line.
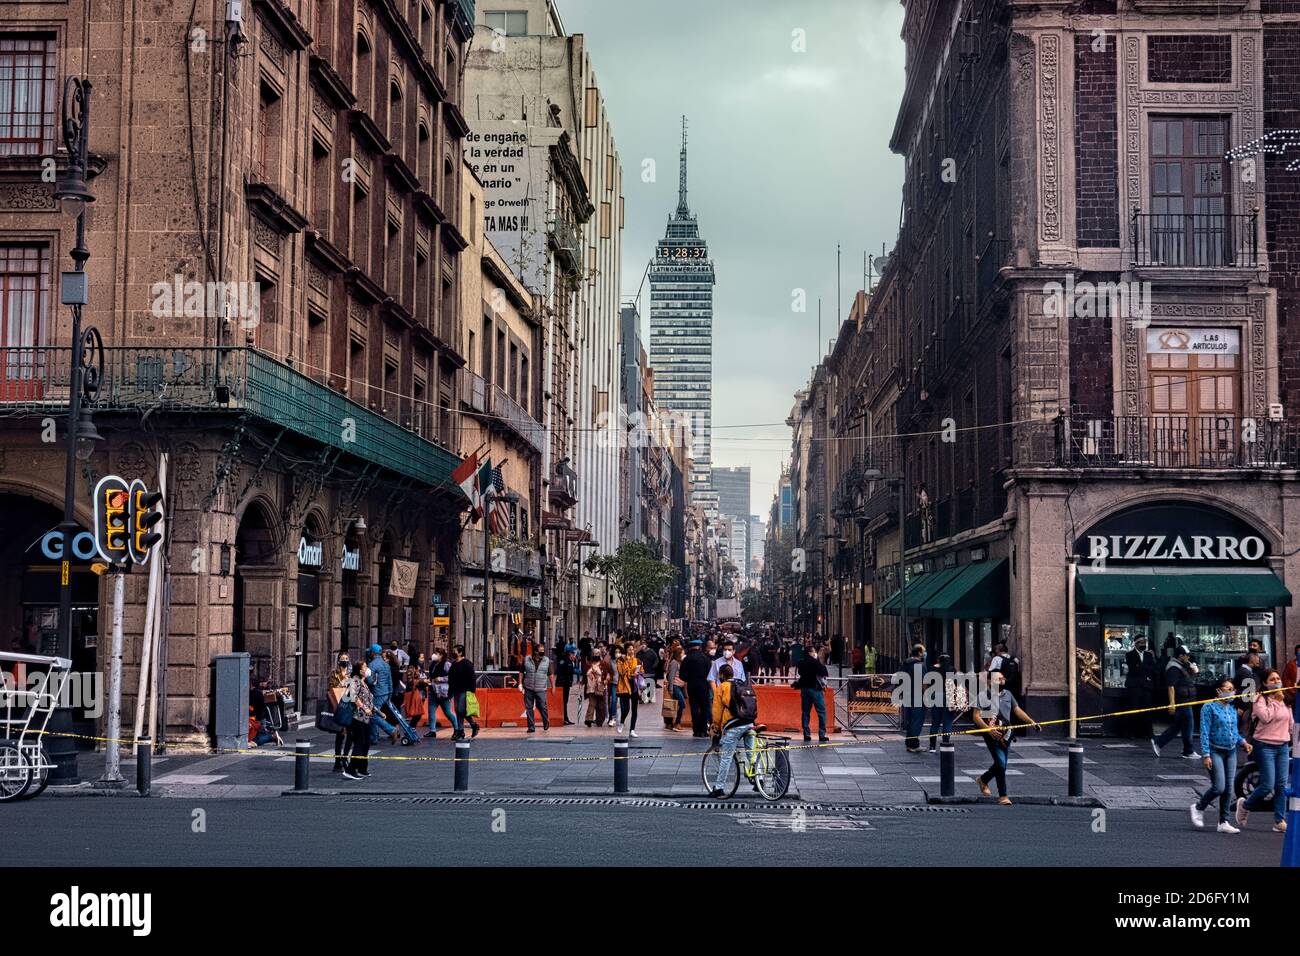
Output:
[5, 797, 1286, 867]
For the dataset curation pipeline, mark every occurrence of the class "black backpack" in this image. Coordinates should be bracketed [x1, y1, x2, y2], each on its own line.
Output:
[1000, 655, 1022, 695]
[729, 680, 759, 724]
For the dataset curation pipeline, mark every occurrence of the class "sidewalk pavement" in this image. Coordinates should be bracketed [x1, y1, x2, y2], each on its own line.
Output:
[55, 703, 1217, 810]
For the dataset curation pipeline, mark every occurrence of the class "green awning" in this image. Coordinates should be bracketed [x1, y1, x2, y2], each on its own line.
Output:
[879, 566, 964, 615]
[1076, 568, 1292, 609]
[920, 559, 1010, 619]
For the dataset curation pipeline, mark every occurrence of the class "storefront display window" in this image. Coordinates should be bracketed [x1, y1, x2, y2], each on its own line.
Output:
[1103, 624, 1149, 689]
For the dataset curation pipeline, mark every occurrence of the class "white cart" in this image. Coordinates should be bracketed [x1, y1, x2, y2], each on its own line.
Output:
[0, 651, 73, 801]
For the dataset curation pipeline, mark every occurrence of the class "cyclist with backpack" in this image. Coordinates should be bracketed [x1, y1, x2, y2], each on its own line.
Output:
[709, 664, 758, 798]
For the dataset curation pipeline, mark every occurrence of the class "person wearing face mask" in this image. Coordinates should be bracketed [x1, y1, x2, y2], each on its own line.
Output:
[423, 647, 455, 739]
[340, 661, 375, 780]
[1235, 669, 1295, 832]
[708, 640, 746, 685]
[1190, 678, 1252, 832]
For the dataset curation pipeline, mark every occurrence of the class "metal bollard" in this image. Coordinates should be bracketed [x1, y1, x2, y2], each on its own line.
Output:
[1068, 742, 1084, 797]
[614, 737, 629, 793]
[454, 740, 470, 791]
[135, 737, 151, 796]
[294, 738, 310, 792]
[939, 742, 955, 797]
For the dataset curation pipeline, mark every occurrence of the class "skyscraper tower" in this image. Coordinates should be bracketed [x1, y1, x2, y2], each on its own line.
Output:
[649, 117, 717, 506]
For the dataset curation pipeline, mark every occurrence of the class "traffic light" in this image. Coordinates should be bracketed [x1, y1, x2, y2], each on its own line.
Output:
[93, 475, 130, 563]
[128, 478, 164, 565]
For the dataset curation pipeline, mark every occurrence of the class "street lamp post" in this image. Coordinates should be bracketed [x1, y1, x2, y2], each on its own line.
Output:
[48, 76, 103, 785]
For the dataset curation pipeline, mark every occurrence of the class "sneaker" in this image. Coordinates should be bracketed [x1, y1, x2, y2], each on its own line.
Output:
[629, 730, 638, 738]
[615, 724, 624, 735]
[1234, 797, 1249, 828]
[471, 724, 480, 739]
[1273, 821, 1287, 833]
[1149, 737, 1161, 758]
[606, 719, 616, 727]
[997, 796, 1012, 806]
[819, 736, 830, 744]
[526, 728, 535, 734]
[709, 788, 726, 799]
[341, 769, 361, 780]
[1189, 803, 1205, 829]
[803, 735, 813, 743]
[423, 731, 437, 739]
[1183, 751, 1203, 759]
[1216, 821, 1240, 834]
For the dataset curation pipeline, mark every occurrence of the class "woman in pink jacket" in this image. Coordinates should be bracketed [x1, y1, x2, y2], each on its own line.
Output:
[1235, 669, 1296, 832]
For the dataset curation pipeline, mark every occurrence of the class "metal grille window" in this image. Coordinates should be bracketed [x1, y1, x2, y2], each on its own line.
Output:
[0, 36, 56, 156]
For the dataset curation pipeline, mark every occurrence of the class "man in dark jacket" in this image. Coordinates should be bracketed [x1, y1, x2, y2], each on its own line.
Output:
[556, 649, 578, 725]
[1124, 636, 1158, 738]
[796, 644, 831, 743]
[680, 640, 713, 737]
[899, 644, 928, 752]
[447, 644, 479, 740]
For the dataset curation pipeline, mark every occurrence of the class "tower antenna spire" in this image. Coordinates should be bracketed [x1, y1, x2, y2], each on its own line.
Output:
[677, 115, 690, 217]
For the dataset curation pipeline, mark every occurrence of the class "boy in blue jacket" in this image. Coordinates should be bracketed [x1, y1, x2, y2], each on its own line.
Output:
[1190, 678, 1253, 832]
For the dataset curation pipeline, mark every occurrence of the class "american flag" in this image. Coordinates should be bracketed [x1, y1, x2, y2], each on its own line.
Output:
[487, 465, 509, 534]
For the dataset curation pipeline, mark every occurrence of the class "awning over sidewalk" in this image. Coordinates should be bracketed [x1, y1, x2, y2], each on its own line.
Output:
[878, 566, 962, 615]
[1076, 567, 1292, 608]
[920, 559, 1009, 619]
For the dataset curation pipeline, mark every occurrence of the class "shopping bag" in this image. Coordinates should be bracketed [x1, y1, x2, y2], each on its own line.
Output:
[661, 693, 678, 720]
[465, 691, 481, 718]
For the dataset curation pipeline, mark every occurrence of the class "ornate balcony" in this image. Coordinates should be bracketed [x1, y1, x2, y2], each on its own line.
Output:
[0, 346, 461, 491]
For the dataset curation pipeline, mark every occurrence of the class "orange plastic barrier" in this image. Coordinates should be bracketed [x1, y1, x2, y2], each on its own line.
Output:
[751, 685, 837, 734]
[419, 687, 565, 728]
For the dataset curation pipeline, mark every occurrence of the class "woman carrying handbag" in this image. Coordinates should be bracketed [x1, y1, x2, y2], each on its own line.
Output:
[339, 662, 376, 780]
[326, 653, 352, 772]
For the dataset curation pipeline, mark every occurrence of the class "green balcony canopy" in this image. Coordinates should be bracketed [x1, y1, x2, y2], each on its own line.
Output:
[1075, 568, 1292, 609]
[879, 566, 964, 615]
[920, 559, 1010, 619]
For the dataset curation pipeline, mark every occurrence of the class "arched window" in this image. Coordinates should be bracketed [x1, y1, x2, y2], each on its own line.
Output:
[417, 120, 431, 187]
[389, 79, 403, 150]
[355, 31, 373, 112]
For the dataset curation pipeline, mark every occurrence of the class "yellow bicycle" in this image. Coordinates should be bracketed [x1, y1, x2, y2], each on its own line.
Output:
[701, 723, 792, 800]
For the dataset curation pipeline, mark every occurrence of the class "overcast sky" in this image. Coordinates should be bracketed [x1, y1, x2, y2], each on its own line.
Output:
[556, 0, 906, 517]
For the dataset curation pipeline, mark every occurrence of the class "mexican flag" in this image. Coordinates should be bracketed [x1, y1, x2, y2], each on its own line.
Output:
[452, 451, 481, 512]
[473, 458, 494, 522]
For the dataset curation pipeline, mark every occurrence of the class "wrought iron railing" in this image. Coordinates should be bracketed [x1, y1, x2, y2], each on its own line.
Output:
[488, 383, 545, 455]
[1130, 210, 1259, 268]
[1050, 414, 1299, 469]
[0, 346, 461, 489]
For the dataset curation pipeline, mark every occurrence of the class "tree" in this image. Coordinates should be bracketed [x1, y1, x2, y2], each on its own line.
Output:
[741, 587, 775, 624]
[585, 540, 680, 633]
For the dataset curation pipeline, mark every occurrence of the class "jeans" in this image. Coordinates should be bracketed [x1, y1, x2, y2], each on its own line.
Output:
[1154, 705, 1195, 754]
[928, 706, 955, 746]
[979, 736, 1010, 797]
[524, 687, 550, 730]
[801, 687, 828, 738]
[1197, 746, 1238, 823]
[369, 712, 396, 742]
[714, 722, 756, 791]
[1242, 741, 1291, 822]
[671, 685, 687, 726]
[431, 696, 459, 733]
[904, 706, 927, 750]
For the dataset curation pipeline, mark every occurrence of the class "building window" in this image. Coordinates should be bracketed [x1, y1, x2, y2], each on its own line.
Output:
[0, 245, 50, 392]
[389, 80, 404, 151]
[0, 36, 56, 156]
[417, 121, 431, 186]
[600, 201, 612, 239]
[352, 180, 370, 272]
[584, 87, 598, 128]
[442, 156, 455, 217]
[385, 217, 401, 294]
[355, 32, 373, 112]
[1148, 116, 1230, 266]
[256, 80, 282, 184]
[306, 309, 327, 381]
[419, 3, 433, 52]
[348, 336, 366, 397]
[484, 11, 528, 36]
[310, 136, 331, 233]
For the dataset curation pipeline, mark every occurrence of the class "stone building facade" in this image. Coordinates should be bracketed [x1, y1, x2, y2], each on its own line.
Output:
[0, 0, 477, 744]
[808, 0, 1300, 729]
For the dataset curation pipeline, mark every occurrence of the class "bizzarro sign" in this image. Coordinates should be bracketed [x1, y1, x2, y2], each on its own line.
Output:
[1075, 501, 1269, 566]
